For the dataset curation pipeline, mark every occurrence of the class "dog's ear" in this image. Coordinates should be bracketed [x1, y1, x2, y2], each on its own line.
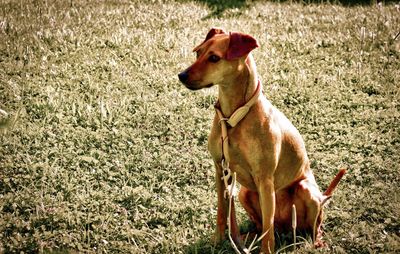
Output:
[226, 32, 258, 60]
[204, 27, 226, 41]
[193, 28, 226, 52]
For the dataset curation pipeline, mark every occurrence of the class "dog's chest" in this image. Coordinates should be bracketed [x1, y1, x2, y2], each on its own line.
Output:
[208, 117, 257, 190]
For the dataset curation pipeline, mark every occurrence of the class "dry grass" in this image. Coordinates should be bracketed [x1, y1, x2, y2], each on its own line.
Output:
[1, 0, 399, 253]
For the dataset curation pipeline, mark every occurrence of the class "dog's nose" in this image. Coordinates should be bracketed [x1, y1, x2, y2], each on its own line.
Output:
[178, 72, 189, 83]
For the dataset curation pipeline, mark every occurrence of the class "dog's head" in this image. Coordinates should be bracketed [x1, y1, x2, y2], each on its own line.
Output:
[178, 28, 258, 90]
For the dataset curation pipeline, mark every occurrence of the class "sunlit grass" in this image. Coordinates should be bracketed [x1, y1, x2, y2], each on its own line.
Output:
[1, 0, 399, 253]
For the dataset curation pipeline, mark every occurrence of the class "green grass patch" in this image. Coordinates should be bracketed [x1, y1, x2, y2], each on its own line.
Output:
[1, 0, 399, 253]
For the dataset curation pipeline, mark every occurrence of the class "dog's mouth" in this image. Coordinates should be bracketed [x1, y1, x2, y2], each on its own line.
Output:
[185, 85, 201, 91]
[184, 83, 214, 91]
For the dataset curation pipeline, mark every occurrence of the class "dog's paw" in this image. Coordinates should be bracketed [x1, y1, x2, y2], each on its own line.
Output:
[314, 239, 327, 248]
[211, 231, 226, 246]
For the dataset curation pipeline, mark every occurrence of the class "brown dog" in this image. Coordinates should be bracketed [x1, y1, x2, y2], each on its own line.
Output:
[178, 28, 345, 253]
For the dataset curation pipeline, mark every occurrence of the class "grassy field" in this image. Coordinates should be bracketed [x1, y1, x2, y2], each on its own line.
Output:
[1, 0, 399, 253]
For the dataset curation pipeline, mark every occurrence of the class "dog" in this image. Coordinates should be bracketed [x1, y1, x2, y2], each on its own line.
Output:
[178, 28, 346, 253]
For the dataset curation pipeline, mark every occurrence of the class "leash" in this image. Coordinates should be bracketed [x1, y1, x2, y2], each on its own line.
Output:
[214, 81, 262, 198]
[214, 81, 276, 253]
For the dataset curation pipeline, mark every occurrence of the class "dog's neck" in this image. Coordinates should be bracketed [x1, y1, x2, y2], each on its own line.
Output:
[217, 54, 258, 117]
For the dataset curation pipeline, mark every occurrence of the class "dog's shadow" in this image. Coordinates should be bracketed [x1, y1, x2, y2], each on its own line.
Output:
[185, 220, 314, 253]
[182, 0, 372, 20]
[179, 0, 247, 19]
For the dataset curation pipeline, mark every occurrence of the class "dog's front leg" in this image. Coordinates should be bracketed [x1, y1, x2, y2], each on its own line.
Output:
[258, 178, 276, 254]
[213, 162, 229, 244]
[213, 163, 241, 247]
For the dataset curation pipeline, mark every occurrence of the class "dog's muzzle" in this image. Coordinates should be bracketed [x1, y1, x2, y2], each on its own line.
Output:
[178, 71, 213, 90]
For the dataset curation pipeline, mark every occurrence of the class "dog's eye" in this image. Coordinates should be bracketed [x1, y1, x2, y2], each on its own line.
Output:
[208, 55, 221, 63]
[196, 51, 200, 59]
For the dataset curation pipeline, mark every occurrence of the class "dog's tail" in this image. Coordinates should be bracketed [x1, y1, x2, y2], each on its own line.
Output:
[321, 169, 346, 206]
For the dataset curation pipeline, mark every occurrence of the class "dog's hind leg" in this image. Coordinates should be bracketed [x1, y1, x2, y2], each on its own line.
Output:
[238, 187, 262, 232]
